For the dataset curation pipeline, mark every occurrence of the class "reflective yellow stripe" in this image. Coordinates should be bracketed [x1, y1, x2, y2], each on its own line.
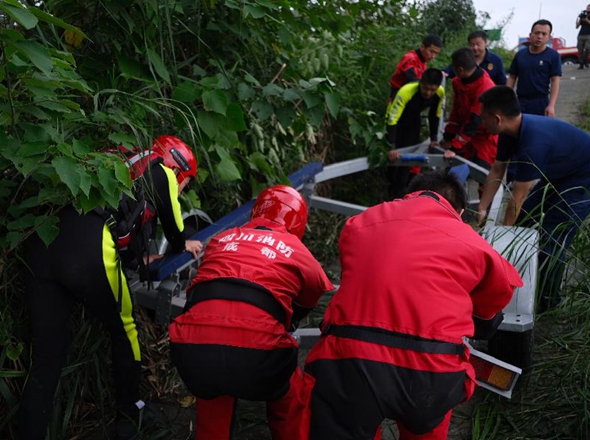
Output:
[435, 86, 445, 118]
[102, 224, 141, 361]
[161, 164, 185, 233]
[385, 82, 419, 126]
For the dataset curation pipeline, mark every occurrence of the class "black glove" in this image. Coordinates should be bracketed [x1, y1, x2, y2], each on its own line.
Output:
[472, 312, 504, 340]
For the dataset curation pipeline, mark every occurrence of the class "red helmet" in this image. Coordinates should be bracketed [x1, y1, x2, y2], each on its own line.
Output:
[151, 135, 197, 185]
[251, 185, 308, 239]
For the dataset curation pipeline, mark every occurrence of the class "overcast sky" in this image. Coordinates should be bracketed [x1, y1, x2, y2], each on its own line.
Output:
[472, 0, 584, 48]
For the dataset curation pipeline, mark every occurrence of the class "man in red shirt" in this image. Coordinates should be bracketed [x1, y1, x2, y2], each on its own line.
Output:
[169, 185, 334, 440]
[389, 34, 443, 100]
[442, 48, 498, 169]
[304, 170, 522, 440]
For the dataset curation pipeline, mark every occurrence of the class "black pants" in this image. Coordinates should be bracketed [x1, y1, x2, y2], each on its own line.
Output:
[305, 358, 467, 440]
[386, 121, 422, 200]
[19, 207, 141, 440]
[171, 343, 297, 401]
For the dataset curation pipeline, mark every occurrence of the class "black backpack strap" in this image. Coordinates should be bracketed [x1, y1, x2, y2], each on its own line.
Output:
[322, 323, 465, 355]
[186, 278, 287, 328]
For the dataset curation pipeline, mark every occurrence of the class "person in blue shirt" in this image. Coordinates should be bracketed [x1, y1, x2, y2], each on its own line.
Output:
[477, 86, 590, 312]
[443, 31, 507, 85]
[507, 19, 562, 117]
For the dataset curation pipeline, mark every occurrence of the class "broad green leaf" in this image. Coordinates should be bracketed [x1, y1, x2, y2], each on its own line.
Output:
[78, 188, 103, 213]
[146, 48, 171, 84]
[6, 342, 23, 361]
[202, 89, 228, 115]
[237, 83, 255, 101]
[113, 160, 132, 186]
[214, 145, 241, 181]
[0, 28, 24, 42]
[7, 195, 38, 217]
[251, 100, 273, 122]
[52, 156, 81, 196]
[35, 216, 60, 247]
[28, 85, 58, 99]
[109, 133, 137, 149]
[248, 152, 272, 174]
[283, 88, 302, 102]
[302, 91, 322, 108]
[309, 77, 335, 87]
[36, 101, 70, 113]
[29, 7, 86, 35]
[172, 81, 201, 103]
[7, 214, 36, 230]
[20, 105, 50, 120]
[55, 142, 72, 156]
[6, 231, 24, 250]
[14, 40, 53, 74]
[79, 170, 93, 197]
[298, 79, 312, 89]
[275, 107, 297, 128]
[244, 72, 261, 86]
[197, 110, 222, 138]
[215, 157, 241, 181]
[192, 64, 207, 76]
[224, 103, 247, 132]
[215, 129, 240, 149]
[19, 142, 47, 157]
[262, 83, 283, 97]
[0, 179, 16, 198]
[118, 56, 143, 78]
[200, 76, 220, 88]
[97, 167, 119, 198]
[215, 73, 231, 90]
[305, 105, 324, 126]
[72, 138, 91, 156]
[244, 5, 266, 18]
[325, 92, 340, 118]
[0, 3, 38, 30]
[20, 122, 50, 142]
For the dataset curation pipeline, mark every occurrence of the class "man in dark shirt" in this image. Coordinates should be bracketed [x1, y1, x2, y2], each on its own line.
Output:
[443, 31, 507, 85]
[478, 86, 590, 312]
[385, 68, 445, 198]
[576, 5, 590, 68]
[507, 19, 561, 116]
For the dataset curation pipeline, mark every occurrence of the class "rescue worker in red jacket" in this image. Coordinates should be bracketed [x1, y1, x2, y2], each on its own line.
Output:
[169, 185, 335, 440]
[442, 48, 498, 169]
[20, 136, 203, 440]
[389, 34, 443, 100]
[304, 170, 523, 440]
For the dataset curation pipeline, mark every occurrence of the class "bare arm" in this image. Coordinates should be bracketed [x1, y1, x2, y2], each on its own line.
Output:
[545, 76, 560, 117]
[506, 74, 517, 89]
[477, 160, 508, 225]
[503, 180, 535, 226]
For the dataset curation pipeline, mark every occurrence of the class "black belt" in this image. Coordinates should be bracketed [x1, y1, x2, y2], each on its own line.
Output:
[187, 278, 287, 327]
[322, 323, 465, 355]
[517, 93, 548, 100]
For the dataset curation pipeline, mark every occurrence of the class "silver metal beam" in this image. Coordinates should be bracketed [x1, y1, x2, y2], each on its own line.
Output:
[309, 195, 368, 216]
